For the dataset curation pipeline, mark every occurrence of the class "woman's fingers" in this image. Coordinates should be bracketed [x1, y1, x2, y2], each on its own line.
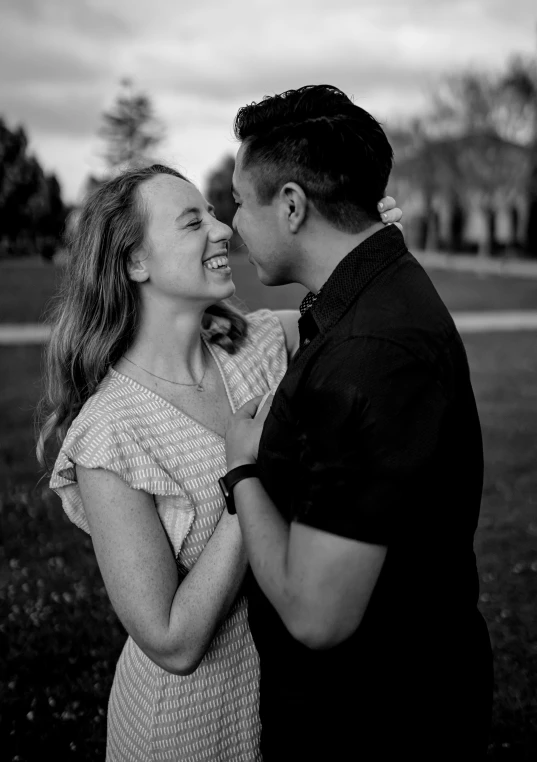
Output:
[378, 196, 396, 212]
[378, 197, 403, 231]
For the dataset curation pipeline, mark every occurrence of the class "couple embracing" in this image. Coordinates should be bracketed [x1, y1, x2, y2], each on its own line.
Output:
[40, 85, 492, 761]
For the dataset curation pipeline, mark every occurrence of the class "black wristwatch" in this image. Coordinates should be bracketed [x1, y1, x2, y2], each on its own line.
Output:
[218, 464, 259, 514]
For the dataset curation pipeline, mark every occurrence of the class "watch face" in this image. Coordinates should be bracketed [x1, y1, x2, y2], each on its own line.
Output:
[218, 476, 230, 498]
[218, 476, 235, 513]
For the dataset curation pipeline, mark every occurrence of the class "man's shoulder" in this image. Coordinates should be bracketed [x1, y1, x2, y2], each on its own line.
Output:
[305, 334, 419, 397]
[337, 252, 458, 363]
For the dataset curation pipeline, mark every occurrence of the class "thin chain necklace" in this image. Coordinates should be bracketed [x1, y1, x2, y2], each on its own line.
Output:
[122, 351, 209, 392]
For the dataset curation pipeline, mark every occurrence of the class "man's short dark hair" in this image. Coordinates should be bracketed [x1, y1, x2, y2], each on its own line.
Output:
[233, 85, 394, 233]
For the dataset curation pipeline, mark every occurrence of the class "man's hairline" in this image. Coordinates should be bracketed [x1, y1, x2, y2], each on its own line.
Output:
[235, 139, 383, 231]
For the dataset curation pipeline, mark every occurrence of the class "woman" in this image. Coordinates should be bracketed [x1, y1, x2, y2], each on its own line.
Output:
[39, 164, 401, 761]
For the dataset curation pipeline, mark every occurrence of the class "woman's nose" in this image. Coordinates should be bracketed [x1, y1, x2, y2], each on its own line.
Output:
[211, 218, 233, 242]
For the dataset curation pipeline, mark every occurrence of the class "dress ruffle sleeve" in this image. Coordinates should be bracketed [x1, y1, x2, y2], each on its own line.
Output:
[245, 309, 288, 391]
[50, 400, 193, 536]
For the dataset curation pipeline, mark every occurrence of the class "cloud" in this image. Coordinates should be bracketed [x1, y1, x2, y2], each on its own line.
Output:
[1, 0, 535, 201]
[1, 88, 106, 137]
[0, 0, 131, 137]
[6, 0, 130, 41]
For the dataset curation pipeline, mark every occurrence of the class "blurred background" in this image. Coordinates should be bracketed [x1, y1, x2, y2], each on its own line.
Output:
[1, 0, 536, 759]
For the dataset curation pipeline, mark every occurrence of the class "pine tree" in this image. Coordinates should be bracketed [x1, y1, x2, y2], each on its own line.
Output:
[0, 118, 67, 257]
[98, 79, 165, 172]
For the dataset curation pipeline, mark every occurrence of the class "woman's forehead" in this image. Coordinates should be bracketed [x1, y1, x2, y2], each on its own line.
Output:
[140, 173, 203, 211]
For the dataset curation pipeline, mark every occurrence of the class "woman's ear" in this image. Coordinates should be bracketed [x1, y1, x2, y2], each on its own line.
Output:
[127, 250, 149, 283]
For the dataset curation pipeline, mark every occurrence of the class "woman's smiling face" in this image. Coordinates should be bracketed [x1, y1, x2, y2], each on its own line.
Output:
[132, 173, 235, 306]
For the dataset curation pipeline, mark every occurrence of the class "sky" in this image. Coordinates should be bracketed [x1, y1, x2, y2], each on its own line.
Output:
[1, 0, 536, 203]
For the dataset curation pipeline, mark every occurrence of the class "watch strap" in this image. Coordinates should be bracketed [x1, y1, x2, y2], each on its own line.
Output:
[218, 464, 259, 514]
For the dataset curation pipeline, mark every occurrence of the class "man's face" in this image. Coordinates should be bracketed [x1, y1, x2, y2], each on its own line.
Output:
[232, 145, 294, 287]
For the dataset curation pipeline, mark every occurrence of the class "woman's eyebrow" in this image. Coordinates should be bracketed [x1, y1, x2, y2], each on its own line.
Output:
[175, 206, 201, 222]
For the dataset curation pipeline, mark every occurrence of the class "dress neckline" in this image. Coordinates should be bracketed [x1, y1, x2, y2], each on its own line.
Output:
[109, 339, 236, 442]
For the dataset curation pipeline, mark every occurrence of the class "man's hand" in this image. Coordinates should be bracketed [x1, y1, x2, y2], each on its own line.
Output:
[225, 394, 274, 471]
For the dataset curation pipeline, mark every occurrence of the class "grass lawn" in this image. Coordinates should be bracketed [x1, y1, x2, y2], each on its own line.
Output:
[1, 259, 536, 760]
[2, 255, 537, 323]
[0, 260, 64, 325]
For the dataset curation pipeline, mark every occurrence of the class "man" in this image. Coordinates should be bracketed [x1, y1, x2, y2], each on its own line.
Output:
[223, 85, 493, 760]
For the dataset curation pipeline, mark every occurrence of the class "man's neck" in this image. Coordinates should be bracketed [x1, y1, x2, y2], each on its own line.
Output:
[296, 221, 385, 294]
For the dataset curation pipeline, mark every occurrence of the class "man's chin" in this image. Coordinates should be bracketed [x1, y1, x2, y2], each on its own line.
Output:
[250, 257, 291, 287]
[255, 267, 280, 287]
[258, 272, 293, 288]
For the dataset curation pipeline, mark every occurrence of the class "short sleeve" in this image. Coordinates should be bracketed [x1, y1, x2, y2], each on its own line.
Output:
[50, 409, 192, 534]
[293, 336, 449, 545]
[246, 309, 288, 390]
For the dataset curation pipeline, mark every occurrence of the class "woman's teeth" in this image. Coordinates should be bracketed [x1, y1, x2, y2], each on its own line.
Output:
[204, 256, 229, 270]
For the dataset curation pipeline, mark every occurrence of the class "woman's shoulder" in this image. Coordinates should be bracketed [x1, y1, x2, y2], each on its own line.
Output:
[49, 372, 188, 532]
[63, 372, 135, 440]
[51, 375, 140, 483]
[245, 308, 300, 361]
[223, 309, 287, 390]
[244, 308, 286, 347]
[241, 308, 283, 358]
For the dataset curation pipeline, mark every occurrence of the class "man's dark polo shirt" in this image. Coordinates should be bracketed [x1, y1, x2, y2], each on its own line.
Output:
[251, 226, 493, 760]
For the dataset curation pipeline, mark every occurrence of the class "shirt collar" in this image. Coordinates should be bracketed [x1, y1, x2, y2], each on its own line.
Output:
[299, 288, 323, 316]
[298, 225, 407, 342]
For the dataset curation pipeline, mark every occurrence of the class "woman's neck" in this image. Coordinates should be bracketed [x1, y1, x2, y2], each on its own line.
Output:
[125, 297, 208, 382]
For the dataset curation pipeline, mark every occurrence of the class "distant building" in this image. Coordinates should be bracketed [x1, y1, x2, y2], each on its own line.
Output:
[387, 132, 530, 257]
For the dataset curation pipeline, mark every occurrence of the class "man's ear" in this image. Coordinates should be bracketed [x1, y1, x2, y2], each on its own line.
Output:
[127, 249, 149, 283]
[280, 183, 307, 234]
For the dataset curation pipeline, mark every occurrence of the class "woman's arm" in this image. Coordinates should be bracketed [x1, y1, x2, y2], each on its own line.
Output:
[273, 310, 300, 360]
[77, 465, 247, 675]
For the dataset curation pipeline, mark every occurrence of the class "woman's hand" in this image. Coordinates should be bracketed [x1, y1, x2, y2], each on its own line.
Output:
[378, 196, 403, 231]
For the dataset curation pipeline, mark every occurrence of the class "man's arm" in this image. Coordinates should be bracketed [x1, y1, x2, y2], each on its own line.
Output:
[233, 475, 386, 648]
[227, 336, 446, 650]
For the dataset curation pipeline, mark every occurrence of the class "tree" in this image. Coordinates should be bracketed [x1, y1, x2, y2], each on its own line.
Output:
[0, 117, 67, 258]
[425, 70, 513, 141]
[98, 79, 165, 173]
[426, 63, 537, 256]
[501, 55, 537, 255]
[389, 65, 535, 256]
[205, 155, 244, 253]
[39, 174, 70, 258]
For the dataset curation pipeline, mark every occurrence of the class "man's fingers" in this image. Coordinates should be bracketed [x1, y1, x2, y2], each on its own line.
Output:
[235, 395, 264, 419]
[254, 393, 274, 422]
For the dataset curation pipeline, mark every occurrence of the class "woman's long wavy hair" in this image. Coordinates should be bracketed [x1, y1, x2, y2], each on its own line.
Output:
[37, 164, 247, 466]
